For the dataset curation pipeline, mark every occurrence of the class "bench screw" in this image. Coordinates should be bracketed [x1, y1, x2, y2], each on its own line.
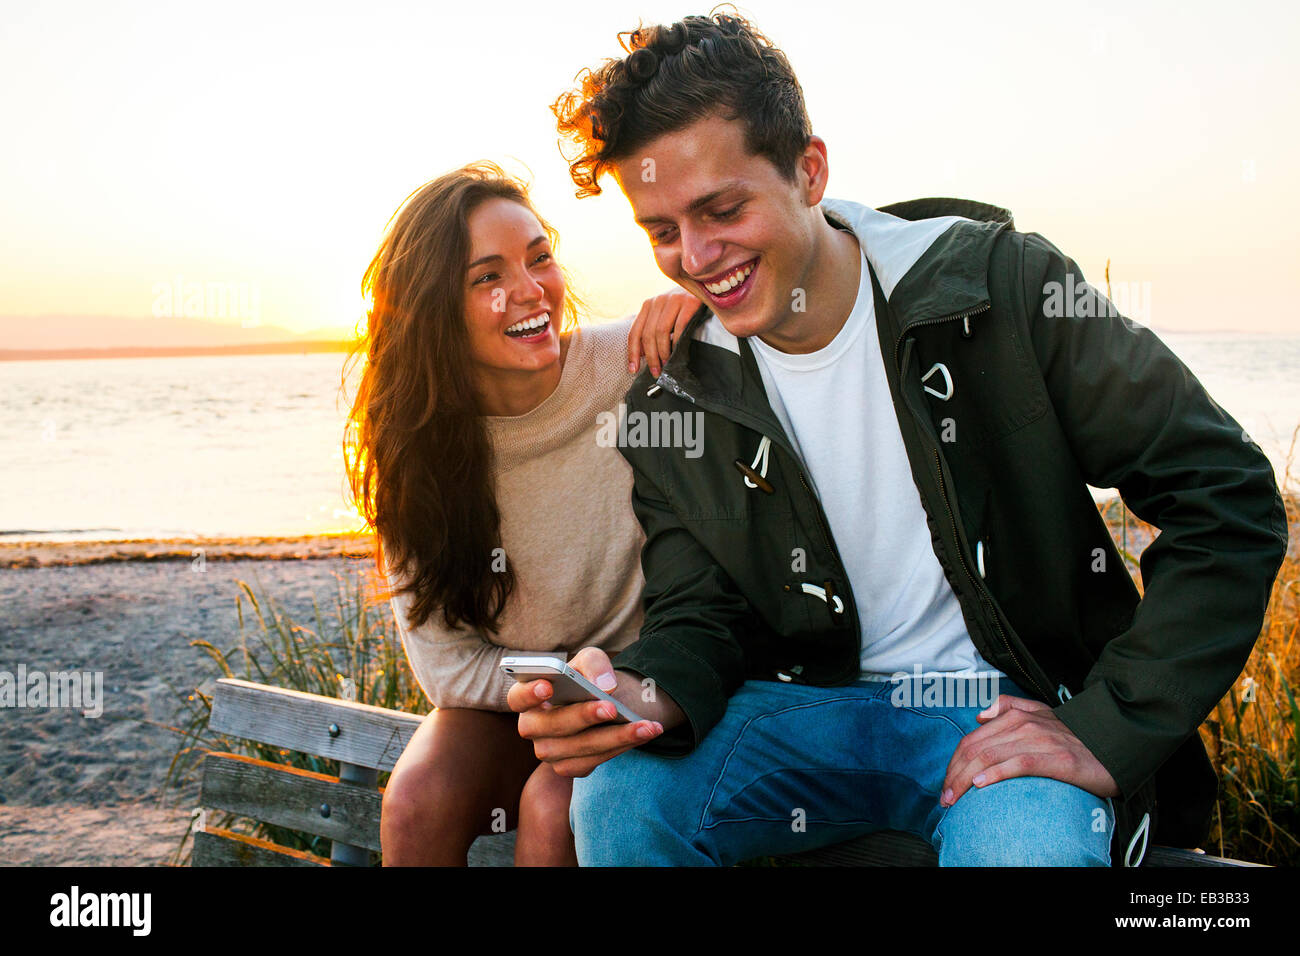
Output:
[320, 803, 331, 818]
[328, 723, 340, 738]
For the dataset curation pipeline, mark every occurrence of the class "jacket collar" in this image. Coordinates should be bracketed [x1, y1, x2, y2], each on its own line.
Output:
[651, 196, 1015, 404]
[821, 196, 1013, 330]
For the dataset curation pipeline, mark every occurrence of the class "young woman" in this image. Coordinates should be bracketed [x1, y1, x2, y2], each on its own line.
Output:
[343, 162, 697, 865]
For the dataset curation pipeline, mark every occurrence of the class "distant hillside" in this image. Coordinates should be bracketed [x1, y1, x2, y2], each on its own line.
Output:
[0, 313, 354, 352]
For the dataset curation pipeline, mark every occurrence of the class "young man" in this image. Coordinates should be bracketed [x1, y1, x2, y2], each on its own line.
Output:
[508, 13, 1288, 865]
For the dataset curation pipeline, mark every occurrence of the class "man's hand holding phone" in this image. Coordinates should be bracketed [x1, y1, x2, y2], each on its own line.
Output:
[507, 647, 683, 777]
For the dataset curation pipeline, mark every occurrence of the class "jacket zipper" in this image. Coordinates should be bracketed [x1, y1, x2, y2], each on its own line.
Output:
[932, 445, 1050, 702]
[796, 468, 852, 632]
[798, 470, 835, 567]
[894, 305, 1053, 703]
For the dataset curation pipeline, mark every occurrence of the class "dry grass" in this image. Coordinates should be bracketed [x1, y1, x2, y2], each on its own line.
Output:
[1099, 431, 1299, 865]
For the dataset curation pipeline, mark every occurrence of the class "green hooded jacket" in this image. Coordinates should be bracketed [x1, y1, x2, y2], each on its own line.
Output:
[611, 196, 1288, 861]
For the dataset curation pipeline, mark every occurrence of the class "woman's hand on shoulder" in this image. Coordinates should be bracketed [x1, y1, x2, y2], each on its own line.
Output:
[627, 288, 703, 379]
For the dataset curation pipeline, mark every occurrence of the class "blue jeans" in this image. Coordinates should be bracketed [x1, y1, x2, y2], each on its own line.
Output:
[570, 676, 1113, 866]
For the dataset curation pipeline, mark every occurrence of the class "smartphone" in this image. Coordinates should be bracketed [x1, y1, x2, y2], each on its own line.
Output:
[500, 655, 647, 724]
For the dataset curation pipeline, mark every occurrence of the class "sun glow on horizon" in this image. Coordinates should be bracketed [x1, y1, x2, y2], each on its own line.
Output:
[1, 0, 1296, 338]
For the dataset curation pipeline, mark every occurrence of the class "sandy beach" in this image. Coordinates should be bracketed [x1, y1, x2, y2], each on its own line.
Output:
[0, 534, 385, 866]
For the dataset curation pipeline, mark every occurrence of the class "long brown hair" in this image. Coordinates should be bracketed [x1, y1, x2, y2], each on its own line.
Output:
[343, 162, 581, 633]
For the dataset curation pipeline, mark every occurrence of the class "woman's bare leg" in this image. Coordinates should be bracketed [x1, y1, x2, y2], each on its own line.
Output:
[514, 761, 578, 866]
[381, 707, 537, 866]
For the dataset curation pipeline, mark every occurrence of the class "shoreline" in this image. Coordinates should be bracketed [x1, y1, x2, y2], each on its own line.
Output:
[0, 532, 377, 569]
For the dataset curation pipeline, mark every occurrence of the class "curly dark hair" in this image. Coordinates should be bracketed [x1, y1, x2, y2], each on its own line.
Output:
[553, 8, 812, 198]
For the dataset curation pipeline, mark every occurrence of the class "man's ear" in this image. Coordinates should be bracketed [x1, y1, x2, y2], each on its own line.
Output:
[800, 136, 831, 206]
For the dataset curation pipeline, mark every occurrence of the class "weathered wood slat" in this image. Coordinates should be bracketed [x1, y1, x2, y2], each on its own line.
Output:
[1144, 846, 1264, 868]
[193, 826, 330, 867]
[775, 830, 938, 866]
[201, 752, 383, 851]
[208, 678, 423, 771]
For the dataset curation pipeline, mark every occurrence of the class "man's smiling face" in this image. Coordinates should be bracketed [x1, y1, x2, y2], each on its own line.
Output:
[612, 111, 828, 343]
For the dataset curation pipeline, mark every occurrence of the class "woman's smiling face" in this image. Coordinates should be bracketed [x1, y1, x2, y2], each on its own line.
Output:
[463, 198, 565, 377]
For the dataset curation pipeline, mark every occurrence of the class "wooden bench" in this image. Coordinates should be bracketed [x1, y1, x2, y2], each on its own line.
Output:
[191, 678, 1259, 867]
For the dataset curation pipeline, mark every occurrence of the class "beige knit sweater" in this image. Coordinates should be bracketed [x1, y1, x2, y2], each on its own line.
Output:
[384, 319, 645, 711]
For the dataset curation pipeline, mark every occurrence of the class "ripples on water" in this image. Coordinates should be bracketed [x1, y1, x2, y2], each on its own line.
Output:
[0, 333, 1296, 542]
[1, 352, 362, 542]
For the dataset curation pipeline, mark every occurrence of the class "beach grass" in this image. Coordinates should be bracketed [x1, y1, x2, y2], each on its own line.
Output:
[1207, 458, 1300, 866]
[1098, 429, 1299, 866]
[164, 564, 420, 865]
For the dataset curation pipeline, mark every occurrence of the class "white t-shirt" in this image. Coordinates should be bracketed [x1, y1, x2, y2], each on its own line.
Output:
[745, 214, 1004, 681]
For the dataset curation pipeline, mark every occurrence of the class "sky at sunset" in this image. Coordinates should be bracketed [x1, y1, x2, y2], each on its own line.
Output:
[2, 0, 1297, 338]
